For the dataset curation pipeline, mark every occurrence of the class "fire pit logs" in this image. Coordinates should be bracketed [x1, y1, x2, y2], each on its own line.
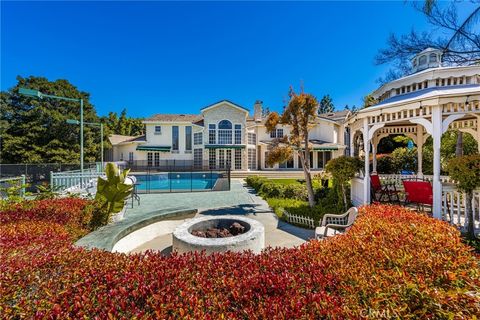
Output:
[191, 222, 246, 238]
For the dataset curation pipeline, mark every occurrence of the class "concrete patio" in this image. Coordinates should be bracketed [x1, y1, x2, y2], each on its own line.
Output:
[121, 179, 314, 254]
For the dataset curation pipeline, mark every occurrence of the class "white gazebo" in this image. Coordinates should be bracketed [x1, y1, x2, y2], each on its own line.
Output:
[348, 51, 480, 231]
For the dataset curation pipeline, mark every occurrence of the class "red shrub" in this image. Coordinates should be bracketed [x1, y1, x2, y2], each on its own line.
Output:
[1, 200, 479, 319]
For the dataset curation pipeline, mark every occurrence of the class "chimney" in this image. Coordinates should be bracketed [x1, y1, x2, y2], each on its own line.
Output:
[253, 100, 263, 121]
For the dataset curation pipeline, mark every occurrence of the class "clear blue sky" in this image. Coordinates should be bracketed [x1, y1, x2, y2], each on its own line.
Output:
[2, 1, 431, 117]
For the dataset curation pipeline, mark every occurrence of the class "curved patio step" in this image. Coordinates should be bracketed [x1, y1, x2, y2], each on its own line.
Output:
[75, 207, 197, 252]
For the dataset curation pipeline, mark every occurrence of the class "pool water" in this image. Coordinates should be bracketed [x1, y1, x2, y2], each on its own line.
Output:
[134, 172, 219, 192]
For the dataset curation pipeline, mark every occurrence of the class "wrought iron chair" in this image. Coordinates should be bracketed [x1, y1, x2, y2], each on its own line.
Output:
[370, 174, 400, 203]
[315, 207, 358, 239]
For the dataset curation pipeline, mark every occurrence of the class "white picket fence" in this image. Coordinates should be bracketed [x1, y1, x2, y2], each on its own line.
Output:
[378, 174, 453, 188]
[281, 209, 316, 229]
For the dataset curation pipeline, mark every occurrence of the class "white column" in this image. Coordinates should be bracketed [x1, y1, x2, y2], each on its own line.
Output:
[431, 106, 442, 219]
[363, 118, 370, 204]
[350, 131, 355, 157]
[416, 124, 424, 178]
[372, 136, 378, 174]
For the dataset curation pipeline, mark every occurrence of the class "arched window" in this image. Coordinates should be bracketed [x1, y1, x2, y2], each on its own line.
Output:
[218, 120, 232, 129]
[429, 53, 437, 63]
[218, 120, 232, 144]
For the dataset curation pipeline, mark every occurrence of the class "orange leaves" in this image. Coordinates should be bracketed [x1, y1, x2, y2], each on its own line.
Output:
[1, 200, 479, 318]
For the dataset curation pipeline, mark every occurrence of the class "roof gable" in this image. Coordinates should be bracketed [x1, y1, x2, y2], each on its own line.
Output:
[201, 100, 249, 113]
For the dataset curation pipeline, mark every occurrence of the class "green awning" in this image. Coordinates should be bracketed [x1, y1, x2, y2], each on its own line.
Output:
[136, 145, 171, 152]
[204, 144, 246, 149]
[313, 147, 338, 151]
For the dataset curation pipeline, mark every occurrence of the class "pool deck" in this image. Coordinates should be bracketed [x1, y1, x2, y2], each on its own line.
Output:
[124, 179, 314, 253]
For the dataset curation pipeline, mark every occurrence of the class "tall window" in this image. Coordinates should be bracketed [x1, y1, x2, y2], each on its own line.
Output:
[234, 124, 242, 144]
[194, 149, 203, 168]
[194, 132, 203, 145]
[209, 124, 216, 144]
[218, 150, 225, 169]
[234, 149, 242, 170]
[209, 149, 216, 169]
[218, 120, 232, 144]
[129, 152, 134, 162]
[172, 126, 179, 152]
[185, 126, 192, 152]
[154, 152, 160, 167]
[147, 152, 153, 167]
[248, 149, 256, 170]
[226, 150, 232, 169]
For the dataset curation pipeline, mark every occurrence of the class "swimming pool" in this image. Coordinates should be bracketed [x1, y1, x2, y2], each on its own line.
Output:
[133, 172, 220, 192]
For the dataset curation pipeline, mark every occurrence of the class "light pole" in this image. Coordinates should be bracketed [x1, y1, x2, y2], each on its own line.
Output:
[19, 88, 85, 174]
[66, 119, 104, 169]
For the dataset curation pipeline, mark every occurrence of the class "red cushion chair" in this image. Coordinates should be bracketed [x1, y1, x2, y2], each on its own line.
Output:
[402, 180, 433, 211]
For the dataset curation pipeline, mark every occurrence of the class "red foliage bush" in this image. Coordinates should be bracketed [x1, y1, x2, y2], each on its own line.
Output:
[1, 200, 479, 319]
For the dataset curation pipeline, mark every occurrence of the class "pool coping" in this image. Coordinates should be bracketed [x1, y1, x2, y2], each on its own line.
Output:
[75, 207, 197, 252]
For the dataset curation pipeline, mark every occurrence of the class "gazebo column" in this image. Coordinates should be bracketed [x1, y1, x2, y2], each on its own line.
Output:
[416, 124, 424, 178]
[431, 106, 443, 219]
[362, 118, 371, 204]
[371, 136, 379, 174]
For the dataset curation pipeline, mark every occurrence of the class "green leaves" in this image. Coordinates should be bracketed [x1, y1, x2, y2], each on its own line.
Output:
[95, 163, 133, 216]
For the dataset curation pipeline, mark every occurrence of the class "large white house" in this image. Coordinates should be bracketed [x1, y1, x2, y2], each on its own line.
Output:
[108, 100, 350, 171]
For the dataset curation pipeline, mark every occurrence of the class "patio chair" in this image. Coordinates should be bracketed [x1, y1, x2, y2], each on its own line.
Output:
[402, 180, 433, 212]
[370, 174, 400, 203]
[315, 207, 358, 239]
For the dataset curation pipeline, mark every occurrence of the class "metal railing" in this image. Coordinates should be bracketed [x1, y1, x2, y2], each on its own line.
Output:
[50, 166, 104, 192]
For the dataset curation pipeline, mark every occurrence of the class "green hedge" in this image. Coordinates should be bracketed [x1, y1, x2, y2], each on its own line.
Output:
[246, 176, 309, 201]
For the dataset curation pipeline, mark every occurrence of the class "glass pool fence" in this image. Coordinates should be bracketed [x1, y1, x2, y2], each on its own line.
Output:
[128, 166, 231, 194]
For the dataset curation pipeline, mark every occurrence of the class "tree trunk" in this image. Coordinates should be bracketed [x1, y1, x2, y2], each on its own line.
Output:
[455, 131, 464, 157]
[301, 138, 315, 207]
[465, 192, 475, 240]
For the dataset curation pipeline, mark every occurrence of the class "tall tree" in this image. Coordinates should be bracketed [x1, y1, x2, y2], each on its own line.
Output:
[265, 87, 318, 207]
[318, 95, 334, 114]
[375, 1, 480, 83]
[0, 76, 102, 164]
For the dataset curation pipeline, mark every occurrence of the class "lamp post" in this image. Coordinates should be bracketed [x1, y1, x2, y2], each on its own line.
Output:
[66, 119, 104, 169]
[19, 88, 85, 174]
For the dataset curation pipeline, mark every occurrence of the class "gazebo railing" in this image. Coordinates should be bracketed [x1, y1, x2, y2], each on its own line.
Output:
[351, 175, 480, 232]
[378, 174, 453, 188]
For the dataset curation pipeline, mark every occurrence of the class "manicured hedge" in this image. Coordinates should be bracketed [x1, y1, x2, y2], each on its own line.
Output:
[1, 200, 479, 318]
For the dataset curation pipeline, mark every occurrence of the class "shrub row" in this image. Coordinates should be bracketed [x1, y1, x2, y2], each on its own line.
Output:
[1, 200, 479, 318]
[246, 176, 308, 201]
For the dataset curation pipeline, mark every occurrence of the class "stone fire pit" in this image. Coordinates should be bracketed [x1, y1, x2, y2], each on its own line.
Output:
[172, 215, 265, 254]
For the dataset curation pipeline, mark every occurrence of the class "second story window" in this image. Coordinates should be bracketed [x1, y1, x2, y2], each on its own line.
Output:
[172, 126, 179, 152]
[194, 132, 203, 145]
[234, 124, 242, 144]
[218, 120, 232, 144]
[248, 132, 256, 144]
[270, 128, 283, 138]
[154, 125, 162, 135]
[209, 124, 216, 144]
[185, 126, 192, 152]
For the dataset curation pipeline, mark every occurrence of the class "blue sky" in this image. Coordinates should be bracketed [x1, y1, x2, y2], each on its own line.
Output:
[1, 1, 433, 117]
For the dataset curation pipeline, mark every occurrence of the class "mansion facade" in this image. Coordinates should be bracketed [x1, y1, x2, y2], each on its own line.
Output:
[108, 100, 349, 171]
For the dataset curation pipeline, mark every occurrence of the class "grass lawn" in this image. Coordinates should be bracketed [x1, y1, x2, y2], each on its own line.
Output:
[269, 178, 331, 188]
